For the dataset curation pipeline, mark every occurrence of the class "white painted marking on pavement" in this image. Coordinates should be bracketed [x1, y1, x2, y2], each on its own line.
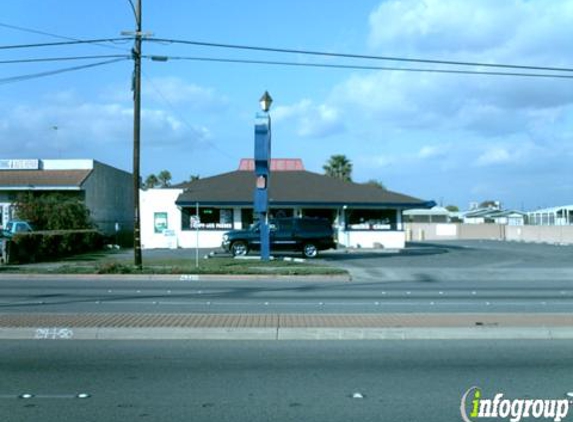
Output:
[35, 328, 74, 340]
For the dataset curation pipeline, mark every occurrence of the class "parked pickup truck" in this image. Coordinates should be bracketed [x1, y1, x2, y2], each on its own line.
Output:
[222, 217, 336, 258]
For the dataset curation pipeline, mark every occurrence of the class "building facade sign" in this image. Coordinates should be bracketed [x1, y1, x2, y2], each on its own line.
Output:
[0, 159, 40, 170]
[153, 212, 168, 233]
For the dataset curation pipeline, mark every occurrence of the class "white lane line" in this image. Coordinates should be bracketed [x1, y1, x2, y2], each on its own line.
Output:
[93, 300, 573, 308]
[8, 298, 573, 308]
[0, 393, 91, 400]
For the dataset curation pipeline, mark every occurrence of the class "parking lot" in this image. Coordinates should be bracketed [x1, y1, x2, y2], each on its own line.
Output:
[316, 240, 573, 286]
[321, 240, 573, 268]
[123, 239, 573, 271]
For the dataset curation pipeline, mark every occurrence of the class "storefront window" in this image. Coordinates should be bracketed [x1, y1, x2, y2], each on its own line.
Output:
[346, 209, 396, 230]
[241, 208, 254, 228]
[181, 207, 234, 230]
[269, 208, 294, 219]
[302, 209, 336, 223]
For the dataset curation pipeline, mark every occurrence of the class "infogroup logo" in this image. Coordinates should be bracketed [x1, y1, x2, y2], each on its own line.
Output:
[460, 387, 571, 422]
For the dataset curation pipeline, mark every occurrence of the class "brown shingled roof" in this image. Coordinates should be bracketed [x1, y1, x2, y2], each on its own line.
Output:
[175, 170, 434, 208]
[0, 170, 92, 189]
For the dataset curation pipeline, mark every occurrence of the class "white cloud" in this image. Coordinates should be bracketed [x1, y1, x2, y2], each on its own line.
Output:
[473, 140, 543, 167]
[142, 77, 227, 111]
[0, 95, 211, 157]
[475, 146, 512, 166]
[273, 99, 345, 138]
[368, 0, 519, 55]
[418, 145, 448, 159]
[317, 0, 573, 140]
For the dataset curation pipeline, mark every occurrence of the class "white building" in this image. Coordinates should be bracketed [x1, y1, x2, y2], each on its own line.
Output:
[528, 205, 573, 226]
[403, 206, 451, 223]
[140, 159, 435, 250]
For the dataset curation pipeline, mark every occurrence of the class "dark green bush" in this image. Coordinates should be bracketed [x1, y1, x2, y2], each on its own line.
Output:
[13, 192, 94, 231]
[104, 229, 134, 249]
[6, 230, 104, 264]
[96, 261, 135, 274]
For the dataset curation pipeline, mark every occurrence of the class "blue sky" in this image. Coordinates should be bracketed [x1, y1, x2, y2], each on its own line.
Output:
[2, 0, 573, 211]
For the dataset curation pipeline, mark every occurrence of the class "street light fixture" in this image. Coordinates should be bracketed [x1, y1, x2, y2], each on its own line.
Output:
[259, 91, 273, 113]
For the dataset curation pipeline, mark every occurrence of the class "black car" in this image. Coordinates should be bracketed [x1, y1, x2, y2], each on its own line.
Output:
[222, 217, 336, 258]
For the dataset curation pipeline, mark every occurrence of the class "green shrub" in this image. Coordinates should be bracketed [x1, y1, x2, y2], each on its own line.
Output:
[104, 229, 134, 249]
[96, 262, 135, 274]
[6, 230, 104, 264]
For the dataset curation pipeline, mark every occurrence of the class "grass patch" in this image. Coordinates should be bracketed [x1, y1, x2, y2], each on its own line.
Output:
[2, 255, 347, 276]
[92, 257, 347, 276]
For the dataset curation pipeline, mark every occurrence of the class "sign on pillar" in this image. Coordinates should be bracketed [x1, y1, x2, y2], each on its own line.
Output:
[254, 92, 272, 261]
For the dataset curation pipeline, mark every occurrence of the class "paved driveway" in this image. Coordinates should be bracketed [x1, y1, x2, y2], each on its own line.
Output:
[318, 240, 573, 282]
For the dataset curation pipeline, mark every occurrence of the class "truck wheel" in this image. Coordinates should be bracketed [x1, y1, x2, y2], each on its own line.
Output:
[302, 243, 318, 258]
[231, 241, 248, 257]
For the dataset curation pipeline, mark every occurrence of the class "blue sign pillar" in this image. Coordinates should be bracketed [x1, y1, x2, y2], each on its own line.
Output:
[254, 92, 272, 261]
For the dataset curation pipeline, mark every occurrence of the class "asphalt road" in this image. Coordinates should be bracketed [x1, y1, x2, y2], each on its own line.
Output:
[1, 275, 573, 314]
[2, 240, 573, 314]
[2, 340, 573, 422]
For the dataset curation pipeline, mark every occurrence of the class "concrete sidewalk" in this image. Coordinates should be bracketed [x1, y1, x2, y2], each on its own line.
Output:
[2, 312, 573, 340]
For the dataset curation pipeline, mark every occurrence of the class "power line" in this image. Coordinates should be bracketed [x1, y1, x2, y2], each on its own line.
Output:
[125, 0, 138, 22]
[0, 54, 129, 64]
[0, 21, 79, 40]
[141, 71, 236, 161]
[153, 55, 573, 80]
[0, 38, 130, 50]
[148, 37, 573, 74]
[0, 21, 131, 52]
[0, 58, 128, 86]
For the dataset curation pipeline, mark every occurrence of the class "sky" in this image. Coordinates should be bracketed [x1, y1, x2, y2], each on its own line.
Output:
[2, 0, 573, 211]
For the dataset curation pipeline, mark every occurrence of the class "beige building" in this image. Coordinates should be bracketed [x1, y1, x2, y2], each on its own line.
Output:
[0, 159, 133, 234]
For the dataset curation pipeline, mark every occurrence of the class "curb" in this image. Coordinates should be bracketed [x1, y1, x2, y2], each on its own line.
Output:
[3, 326, 573, 341]
[0, 273, 351, 282]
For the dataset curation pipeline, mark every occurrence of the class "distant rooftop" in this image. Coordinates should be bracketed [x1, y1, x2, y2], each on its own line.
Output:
[0, 159, 130, 191]
[238, 158, 304, 172]
[0, 159, 95, 171]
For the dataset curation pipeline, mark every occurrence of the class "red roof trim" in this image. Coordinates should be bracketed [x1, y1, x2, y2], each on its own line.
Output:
[238, 158, 305, 171]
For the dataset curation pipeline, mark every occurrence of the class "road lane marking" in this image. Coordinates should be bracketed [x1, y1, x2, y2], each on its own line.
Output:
[0, 393, 91, 400]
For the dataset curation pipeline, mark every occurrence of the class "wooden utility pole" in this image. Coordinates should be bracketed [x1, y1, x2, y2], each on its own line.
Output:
[131, 0, 143, 269]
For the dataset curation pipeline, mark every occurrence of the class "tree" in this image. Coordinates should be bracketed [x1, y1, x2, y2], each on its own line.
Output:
[14, 192, 93, 230]
[143, 174, 159, 189]
[445, 205, 459, 212]
[188, 174, 200, 183]
[323, 154, 353, 182]
[479, 200, 500, 209]
[364, 179, 387, 190]
[157, 170, 172, 187]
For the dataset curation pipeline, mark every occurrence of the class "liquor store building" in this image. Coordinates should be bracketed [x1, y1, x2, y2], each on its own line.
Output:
[141, 159, 434, 250]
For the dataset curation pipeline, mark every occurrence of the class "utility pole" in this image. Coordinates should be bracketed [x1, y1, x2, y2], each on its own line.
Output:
[124, 0, 143, 269]
[133, 0, 142, 269]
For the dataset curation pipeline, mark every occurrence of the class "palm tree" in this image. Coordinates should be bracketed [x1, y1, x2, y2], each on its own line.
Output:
[157, 170, 172, 187]
[144, 174, 159, 189]
[323, 154, 353, 182]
